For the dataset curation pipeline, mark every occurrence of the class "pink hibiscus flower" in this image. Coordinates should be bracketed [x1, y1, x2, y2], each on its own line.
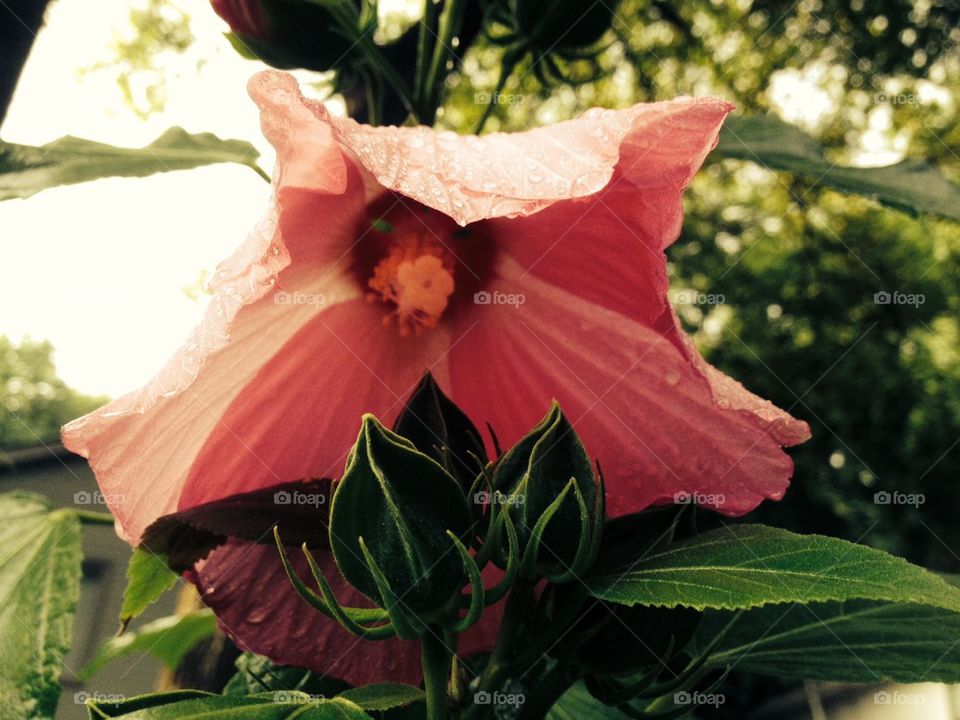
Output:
[62, 70, 809, 684]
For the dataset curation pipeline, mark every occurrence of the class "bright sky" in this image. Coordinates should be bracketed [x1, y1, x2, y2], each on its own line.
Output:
[1, 1, 274, 398]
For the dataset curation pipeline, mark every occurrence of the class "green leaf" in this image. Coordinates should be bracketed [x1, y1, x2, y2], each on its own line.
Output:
[0, 128, 269, 201]
[81, 610, 217, 679]
[587, 524, 960, 612]
[86, 692, 372, 719]
[338, 683, 424, 711]
[698, 600, 960, 683]
[0, 491, 82, 719]
[715, 115, 960, 221]
[223, 653, 349, 697]
[119, 548, 178, 628]
[547, 683, 631, 720]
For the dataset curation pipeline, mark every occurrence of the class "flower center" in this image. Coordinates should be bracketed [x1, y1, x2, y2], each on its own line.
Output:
[367, 231, 456, 336]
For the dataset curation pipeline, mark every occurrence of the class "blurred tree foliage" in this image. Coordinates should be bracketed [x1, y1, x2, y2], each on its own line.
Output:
[83, 0, 194, 118]
[0, 337, 106, 452]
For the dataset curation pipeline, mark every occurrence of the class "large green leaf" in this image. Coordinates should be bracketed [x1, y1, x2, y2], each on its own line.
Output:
[547, 683, 630, 720]
[86, 692, 372, 719]
[0, 128, 268, 201]
[698, 600, 960, 683]
[223, 653, 349, 698]
[587, 524, 960, 612]
[0, 491, 82, 719]
[338, 684, 424, 711]
[715, 115, 960, 221]
[119, 548, 178, 629]
[81, 610, 217, 679]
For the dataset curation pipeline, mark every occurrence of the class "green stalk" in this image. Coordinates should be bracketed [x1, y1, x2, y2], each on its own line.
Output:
[321, 0, 420, 122]
[421, 630, 452, 720]
[473, 579, 535, 700]
[473, 48, 521, 134]
[517, 663, 574, 719]
[415, 0, 440, 106]
[423, 0, 468, 124]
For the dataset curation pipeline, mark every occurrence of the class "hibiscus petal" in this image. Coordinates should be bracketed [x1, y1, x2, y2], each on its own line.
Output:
[248, 71, 734, 226]
[191, 540, 501, 684]
[488, 93, 731, 329]
[61, 133, 366, 544]
[448, 259, 810, 517]
[177, 298, 454, 511]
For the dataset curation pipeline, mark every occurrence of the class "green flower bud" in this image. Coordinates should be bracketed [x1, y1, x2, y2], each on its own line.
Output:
[393, 372, 488, 493]
[329, 415, 473, 621]
[514, 0, 616, 52]
[489, 402, 604, 581]
[213, 0, 362, 72]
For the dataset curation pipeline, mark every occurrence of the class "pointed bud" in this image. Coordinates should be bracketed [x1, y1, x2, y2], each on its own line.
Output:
[212, 0, 361, 72]
[330, 415, 473, 618]
[514, 0, 616, 52]
[490, 402, 604, 580]
[393, 372, 487, 493]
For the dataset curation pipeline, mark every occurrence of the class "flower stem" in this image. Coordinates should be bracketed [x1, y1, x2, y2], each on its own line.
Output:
[421, 629, 452, 720]
[415, 0, 439, 105]
[474, 579, 535, 698]
[473, 48, 521, 134]
[422, 0, 467, 125]
[517, 662, 573, 719]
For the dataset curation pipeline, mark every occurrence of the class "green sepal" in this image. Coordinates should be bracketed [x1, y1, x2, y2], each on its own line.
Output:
[393, 372, 488, 493]
[490, 402, 603, 579]
[330, 415, 473, 617]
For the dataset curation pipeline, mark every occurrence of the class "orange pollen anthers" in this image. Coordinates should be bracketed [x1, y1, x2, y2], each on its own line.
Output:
[367, 232, 457, 336]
